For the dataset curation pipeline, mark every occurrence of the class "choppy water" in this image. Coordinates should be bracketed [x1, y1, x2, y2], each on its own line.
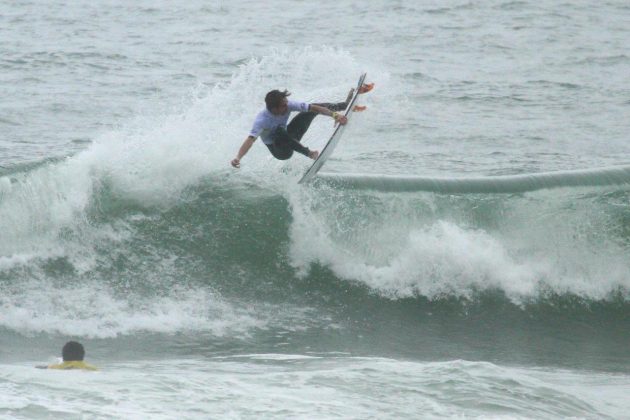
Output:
[1, 1, 629, 419]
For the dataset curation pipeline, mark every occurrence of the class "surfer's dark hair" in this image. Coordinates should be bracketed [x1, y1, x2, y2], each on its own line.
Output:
[265, 89, 291, 111]
[62, 341, 85, 361]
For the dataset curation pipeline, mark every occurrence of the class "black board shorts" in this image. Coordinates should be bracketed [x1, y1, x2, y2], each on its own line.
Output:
[266, 101, 347, 160]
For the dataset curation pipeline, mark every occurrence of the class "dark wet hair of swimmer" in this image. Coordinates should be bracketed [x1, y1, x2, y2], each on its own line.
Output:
[62, 341, 85, 361]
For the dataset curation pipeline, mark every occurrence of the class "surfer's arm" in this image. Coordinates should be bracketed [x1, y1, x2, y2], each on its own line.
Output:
[309, 104, 347, 125]
[231, 136, 256, 168]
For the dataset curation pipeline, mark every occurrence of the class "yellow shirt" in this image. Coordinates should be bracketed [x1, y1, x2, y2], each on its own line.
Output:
[48, 361, 98, 371]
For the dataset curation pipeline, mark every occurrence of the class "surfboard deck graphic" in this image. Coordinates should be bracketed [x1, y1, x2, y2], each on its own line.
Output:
[298, 72, 367, 184]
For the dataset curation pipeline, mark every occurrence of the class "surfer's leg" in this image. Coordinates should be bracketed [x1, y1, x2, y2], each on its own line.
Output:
[266, 143, 293, 160]
[289, 85, 371, 140]
[287, 101, 348, 141]
[268, 126, 310, 160]
[287, 112, 318, 141]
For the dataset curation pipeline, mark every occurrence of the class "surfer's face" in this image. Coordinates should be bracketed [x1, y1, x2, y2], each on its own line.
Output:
[271, 98, 288, 115]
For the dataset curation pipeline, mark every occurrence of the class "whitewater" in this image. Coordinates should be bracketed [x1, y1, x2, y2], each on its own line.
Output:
[1, 1, 629, 419]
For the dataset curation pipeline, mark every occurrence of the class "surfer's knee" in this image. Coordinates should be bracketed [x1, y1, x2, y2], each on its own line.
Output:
[267, 144, 293, 160]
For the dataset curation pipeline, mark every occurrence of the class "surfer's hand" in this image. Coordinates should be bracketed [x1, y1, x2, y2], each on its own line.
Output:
[231, 158, 240, 168]
[332, 112, 348, 126]
[308, 150, 320, 160]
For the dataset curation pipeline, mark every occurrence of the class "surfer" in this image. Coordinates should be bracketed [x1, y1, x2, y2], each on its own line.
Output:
[231, 84, 373, 168]
[36, 341, 98, 371]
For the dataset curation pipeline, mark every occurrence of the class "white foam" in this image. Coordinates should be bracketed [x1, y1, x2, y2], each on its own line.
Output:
[0, 281, 265, 338]
[289, 212, 538, 300]
[2, 357, 628, 419]
[286, 187, 630, 301]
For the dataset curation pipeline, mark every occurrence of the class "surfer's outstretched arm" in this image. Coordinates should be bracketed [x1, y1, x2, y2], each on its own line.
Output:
[231, 136, 256, 168]
[308, 104, 347, 125]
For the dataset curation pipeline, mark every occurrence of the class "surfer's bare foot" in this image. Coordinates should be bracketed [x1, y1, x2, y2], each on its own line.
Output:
[308, 150, 319, 160]
[353, 105, 367, 112]
[358, 83, 374, 94]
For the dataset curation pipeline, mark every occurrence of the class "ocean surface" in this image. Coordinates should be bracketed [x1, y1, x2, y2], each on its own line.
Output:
[1, 0, 629, 418]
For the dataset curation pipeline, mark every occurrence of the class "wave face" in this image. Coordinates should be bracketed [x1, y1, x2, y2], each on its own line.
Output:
[0, 50, 628, 374]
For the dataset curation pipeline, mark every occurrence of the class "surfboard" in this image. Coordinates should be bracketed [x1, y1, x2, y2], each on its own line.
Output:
[298, 72, 367, 184]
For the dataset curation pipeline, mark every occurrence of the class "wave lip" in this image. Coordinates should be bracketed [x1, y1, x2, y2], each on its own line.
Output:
[317, 165, 630, 194]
